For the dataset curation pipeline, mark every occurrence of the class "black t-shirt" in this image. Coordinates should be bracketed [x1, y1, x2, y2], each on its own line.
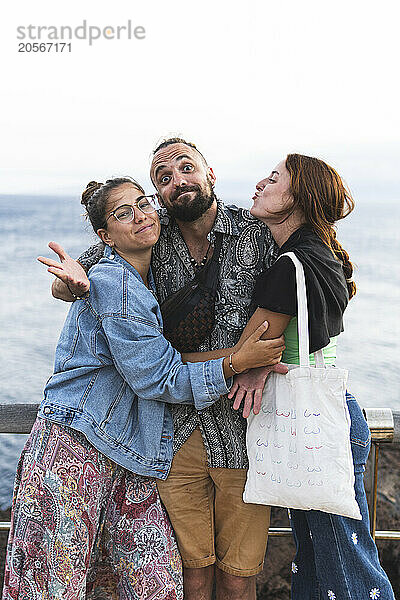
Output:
[252, 227, 349, 354]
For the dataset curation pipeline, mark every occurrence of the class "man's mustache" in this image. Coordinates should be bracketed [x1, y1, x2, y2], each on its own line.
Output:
[170, 185, 201, 202]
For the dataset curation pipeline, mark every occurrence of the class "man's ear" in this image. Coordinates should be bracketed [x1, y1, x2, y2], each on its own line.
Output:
[97, 228, 113, 246]
[208, 167, 216, 187]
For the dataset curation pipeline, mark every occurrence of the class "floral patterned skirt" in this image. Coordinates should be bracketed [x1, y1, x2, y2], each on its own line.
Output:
[2, 417, 183, 600]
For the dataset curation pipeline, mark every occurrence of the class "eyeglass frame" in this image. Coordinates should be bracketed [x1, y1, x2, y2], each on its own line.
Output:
[106, 194, 159, 223]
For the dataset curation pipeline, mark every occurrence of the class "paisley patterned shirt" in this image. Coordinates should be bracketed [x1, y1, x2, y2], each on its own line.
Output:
[78, 201, 278, 468]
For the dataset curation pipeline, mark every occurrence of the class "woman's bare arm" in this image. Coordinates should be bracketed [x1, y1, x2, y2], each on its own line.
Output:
[237, 307, 291, 343]
[181, 328, 285, 366]
[228, 308, 292, 418]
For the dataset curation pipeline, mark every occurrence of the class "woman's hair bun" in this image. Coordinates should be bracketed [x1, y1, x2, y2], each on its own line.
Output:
[81, 181, 103, 207]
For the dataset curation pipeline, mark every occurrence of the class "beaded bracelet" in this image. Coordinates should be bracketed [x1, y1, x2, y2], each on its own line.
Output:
[66, 282, 90, 300]
[228, 353, 241, 375]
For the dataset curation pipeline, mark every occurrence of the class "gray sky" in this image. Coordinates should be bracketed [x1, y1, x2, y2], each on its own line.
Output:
[2, 0, 399, 198]
[1, 0, 399, 412]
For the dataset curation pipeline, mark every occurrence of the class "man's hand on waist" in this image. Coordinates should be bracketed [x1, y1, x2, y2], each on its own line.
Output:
[228, 363, 288, 418]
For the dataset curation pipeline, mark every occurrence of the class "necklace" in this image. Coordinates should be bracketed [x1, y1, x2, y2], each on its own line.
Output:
[188, 241, 212, 269]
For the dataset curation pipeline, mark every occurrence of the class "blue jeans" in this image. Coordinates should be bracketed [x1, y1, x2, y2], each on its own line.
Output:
[290, 393, 395, 600]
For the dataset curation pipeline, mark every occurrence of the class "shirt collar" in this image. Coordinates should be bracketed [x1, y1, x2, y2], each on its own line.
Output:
[212, 201, 240, 236]
[158, 200, 240, 237]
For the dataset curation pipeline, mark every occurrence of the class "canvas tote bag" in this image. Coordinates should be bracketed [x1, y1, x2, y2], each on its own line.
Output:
[244, 252, 362, 520]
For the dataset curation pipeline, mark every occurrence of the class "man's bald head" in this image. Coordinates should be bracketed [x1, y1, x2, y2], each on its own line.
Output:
[152, 137, 208, 171]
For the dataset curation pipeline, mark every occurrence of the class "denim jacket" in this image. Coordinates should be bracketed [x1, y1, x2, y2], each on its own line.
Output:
[38, 246, 230, 479]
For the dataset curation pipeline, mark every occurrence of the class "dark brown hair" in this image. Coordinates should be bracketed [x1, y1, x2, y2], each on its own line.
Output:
[283, 154, 356, 298]
[81, 177, 145, 233]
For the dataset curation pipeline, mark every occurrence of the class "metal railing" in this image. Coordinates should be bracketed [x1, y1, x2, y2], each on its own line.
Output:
[0, 404, 399, 541]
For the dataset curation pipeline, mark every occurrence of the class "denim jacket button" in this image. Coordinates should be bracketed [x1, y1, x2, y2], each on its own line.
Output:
[43, 407, 52, 415]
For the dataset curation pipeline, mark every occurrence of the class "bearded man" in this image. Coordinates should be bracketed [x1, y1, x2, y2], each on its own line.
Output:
[51, 138, 284, 600]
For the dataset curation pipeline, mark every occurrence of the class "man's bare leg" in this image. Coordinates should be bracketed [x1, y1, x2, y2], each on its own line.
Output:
[183, 565, 215, 600]
[215, 567, 256, 600]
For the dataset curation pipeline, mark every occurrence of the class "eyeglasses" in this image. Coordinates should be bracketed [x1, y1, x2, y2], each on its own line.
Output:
[106, 195, 159, 223]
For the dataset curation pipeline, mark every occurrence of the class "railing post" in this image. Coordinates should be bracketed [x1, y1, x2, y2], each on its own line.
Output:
[370, 442, 379, 540]
[363, 408, 394, 540]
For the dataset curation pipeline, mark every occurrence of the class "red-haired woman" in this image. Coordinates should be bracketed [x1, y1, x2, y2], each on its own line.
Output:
[230, 155, 395, 599]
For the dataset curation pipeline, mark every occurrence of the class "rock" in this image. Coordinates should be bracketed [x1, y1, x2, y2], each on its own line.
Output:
[365, 443, 400, 594]
[256, 508, 294, 599]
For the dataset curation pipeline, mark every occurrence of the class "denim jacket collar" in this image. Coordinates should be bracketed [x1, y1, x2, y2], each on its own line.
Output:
[103, 245, 156, 293]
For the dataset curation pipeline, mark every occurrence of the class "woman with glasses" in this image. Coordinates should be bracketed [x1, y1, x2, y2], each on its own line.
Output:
[2, 177, 284, 600]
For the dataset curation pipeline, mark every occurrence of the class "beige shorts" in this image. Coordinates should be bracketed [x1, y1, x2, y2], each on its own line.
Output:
[157, 428, 270, 576]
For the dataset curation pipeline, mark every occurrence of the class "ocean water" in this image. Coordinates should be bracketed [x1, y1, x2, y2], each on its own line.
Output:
[0, 194, 399, 508]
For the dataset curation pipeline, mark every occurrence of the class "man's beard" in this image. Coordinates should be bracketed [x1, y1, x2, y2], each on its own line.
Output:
[166, 179, 216, 222]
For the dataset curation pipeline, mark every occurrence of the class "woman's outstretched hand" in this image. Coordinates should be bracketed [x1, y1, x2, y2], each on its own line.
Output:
[229, 364, 288, 418]
[37, 242, 90, 298]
